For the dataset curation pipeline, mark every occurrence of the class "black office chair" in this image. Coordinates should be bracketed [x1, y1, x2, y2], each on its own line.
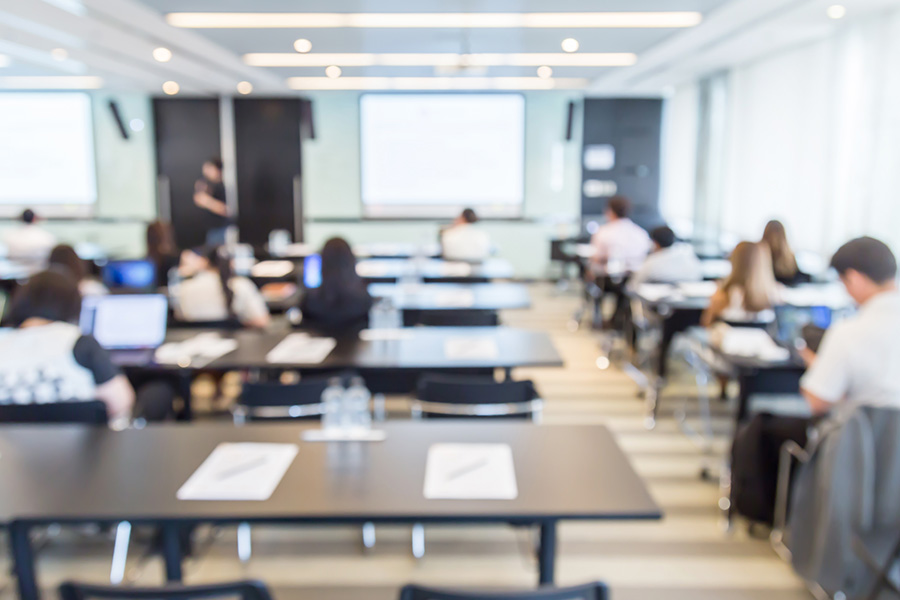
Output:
[59, 580, 274, 600]
[413, 374, 542, 421]
[418, 310, 499, 327]
[0, 400, 108, 425]
[233, 379, 331, 422]
[399, 581, 609, 600]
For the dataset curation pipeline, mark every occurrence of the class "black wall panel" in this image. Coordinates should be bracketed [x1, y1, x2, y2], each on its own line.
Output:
[233, 98, 303, 245]
[581, 99, 663, 229]
[153, 98, 221, 249]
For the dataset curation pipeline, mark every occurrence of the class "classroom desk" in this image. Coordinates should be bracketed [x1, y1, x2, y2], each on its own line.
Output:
[357, 258, 515, 283]
[0, 421, 661, 599]
[266, 242, 443, 260]
[368, 282, 531, 325]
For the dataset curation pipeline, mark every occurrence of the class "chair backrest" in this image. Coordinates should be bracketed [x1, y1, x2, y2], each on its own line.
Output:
[399, 582, 608, 600]
[0, 401, 108, 425]
[59, 580, 273, 600]
[418, 310, 499, 327]
[414, 374, 540, 420]
[235, 378, 332, 421]
[168, 318, 242, 330]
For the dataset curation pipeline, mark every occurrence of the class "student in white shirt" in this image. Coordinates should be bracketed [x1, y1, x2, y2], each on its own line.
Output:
[628, 225, 703, 290]
[441, 208, 492, 262]
[590, 196, 652, 275]
[173, 247, 270, 328]
[801, 237, 900, 413]
[4, 209, 56, 262]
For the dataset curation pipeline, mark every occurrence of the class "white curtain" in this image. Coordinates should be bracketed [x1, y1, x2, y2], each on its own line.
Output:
[709, 8, 900, 257]
[659, 83, 699, 239]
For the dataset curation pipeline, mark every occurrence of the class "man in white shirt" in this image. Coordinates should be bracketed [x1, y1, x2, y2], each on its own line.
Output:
[801, 237, 900, 413]
[441, 208, 492, 262]
[590, 196, 652, 275]
[628, 225, 704, 290]
[4, 209, 56, 262]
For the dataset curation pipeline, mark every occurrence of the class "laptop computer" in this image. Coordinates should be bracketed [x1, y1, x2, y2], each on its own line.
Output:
[101, 259, 157, 291]
[774, 305, 833, 353]
[80, 294, 168, 363]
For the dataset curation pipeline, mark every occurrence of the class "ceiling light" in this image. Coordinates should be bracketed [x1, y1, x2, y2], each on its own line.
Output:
[236, 81, 253, 94]
[325, 65, 342, 78]
[0, 76, 103, 89]
[536, 66, 553, 79]
[153, 47, 173, 62]
[167, 12, 703, 29]
[51, 48, 68, 61]
[162, 80, 180, 95]
[244, 52, 636, 67]
[561, 38, 580, 53]
[129, 118, 145, 132]
[286, 76, 587, 90]
[293, 38, 313, 53]
[0, 54, 10, 68]
[826, 4, 846, 19]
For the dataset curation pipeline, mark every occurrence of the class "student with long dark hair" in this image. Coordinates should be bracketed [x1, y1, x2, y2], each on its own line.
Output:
[299, 237, 373, 335]
[48, 244, 108, 297]
[172, 246, 270, 328]
[146, 221, 179, 287]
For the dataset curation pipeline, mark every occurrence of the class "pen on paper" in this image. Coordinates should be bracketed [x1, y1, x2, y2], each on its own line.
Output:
[445, 458, 490, 482]
[215, 457, 268, 481]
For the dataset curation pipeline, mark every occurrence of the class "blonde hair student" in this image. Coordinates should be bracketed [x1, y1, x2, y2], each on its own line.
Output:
[702, 241, 781, 327]
[761, 220, 803, 285]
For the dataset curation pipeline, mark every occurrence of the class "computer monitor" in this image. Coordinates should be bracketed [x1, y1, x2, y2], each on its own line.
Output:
[102, 259, 156, 291]
[303, 254, 322, 289]
[80, 294, 168, 350]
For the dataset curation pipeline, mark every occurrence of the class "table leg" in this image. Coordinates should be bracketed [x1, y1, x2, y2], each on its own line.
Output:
[502, 367, 513, 381]
[9, 521, 39, 600]
[177, 373, 193, 421]
[161, 522, 184, 582]
[538, 520, 557, 585]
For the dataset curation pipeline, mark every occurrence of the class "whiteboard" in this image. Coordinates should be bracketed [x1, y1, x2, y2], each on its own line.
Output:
[360, 94, 525, 218]
[0, 93, 97, 217]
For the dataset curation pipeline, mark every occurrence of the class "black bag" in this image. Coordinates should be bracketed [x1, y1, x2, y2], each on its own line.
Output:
[731, 413, 810, 525]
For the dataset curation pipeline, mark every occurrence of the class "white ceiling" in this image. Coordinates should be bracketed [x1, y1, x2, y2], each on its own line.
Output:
[0, 0, 898, 94]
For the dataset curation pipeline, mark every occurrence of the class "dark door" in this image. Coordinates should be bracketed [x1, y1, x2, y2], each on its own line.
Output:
[233, 98, 303, 246]
[153, 98, 222, 249]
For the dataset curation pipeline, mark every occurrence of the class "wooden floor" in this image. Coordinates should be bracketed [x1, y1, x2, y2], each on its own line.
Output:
[0, 283, 812, 600]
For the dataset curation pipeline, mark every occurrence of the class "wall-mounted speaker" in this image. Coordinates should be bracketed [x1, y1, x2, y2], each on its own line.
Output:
[108, 100, 129, 140]
[300, 99, 316, 140]
[565, 101, 576, 141]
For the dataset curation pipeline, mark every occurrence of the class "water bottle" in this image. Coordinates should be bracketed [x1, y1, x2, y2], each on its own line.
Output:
[346, 376, 372, 430]
[369, 298, 390, 329]
[321, 377, 344, 432]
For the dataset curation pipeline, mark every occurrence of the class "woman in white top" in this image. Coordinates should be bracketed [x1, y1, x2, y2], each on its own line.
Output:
[702, 241, 781, 327]
[173, 247, 270, 328]
[441, 208, 492, 262]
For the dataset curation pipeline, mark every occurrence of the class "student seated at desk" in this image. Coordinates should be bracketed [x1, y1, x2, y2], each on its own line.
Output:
[172, 246, 270, 328]
[146, 221, 179, 288]
[701, 241, 780, 327]
[0, 270, 133, 419]
[3, 209, 56, 263]
[299, 237, 372, 336]
[441, 208, 491, 262]
[48, 244, 108, 297]
[761, 220, 810, 286]
[589, 196, 652, 275]
[628, 225, 703, 289]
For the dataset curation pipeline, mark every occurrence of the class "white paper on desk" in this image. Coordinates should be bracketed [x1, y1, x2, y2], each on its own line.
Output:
[637, 283, 676, 302]
[266, 333, 336, 364]
[177, 443, 298, 501]
[441, 262, 473, 277]
[360, 328, 414, 341]
[677, 281, 718, 298]
[250, 260, 294, 278]
[433, 289, 476, 308]
[444, 337, 499, 360]
[154, 334, 238, 365]
[424, 444, 518, 500]
[716, 327, 791, 361]
[356, 262, 392, 277]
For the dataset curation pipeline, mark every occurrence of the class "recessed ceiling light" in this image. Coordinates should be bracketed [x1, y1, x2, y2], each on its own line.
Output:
[162, 80, 180, 95]
[51, 48, 68, 61]
[293, 38, 313, 53]
[286, 76, 587, 90]
[561, 38, 580, 53]
[153, 47, 173, 62]
[826, 4, 846, 19]
[0, 76, 103, 89]
[244, 52, 636, 67]
[536, 66, 553, 79]
[129, 118, 145, 132]
[236, 81, 253, 94]
[0, 54, 10, 68]
[167, 12, 703, 29]
[325, 65, 342, 78]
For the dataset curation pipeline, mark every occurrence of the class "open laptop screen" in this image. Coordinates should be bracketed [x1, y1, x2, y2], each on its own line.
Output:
[102, 260, 156, 290]
[80, 294, 168, 350]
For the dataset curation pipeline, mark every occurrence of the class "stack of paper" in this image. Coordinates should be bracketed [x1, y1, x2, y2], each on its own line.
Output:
[250, 261, 295, 279]
[444, 337, 500, 360]
[360, 328, 414, 341]
[177, 443, 298, 501]
[265, 333, 336, 364]
[155, 333, 238, 367]
[424, 444, 518, 500]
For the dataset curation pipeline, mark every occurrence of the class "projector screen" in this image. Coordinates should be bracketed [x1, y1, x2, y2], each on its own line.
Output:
[360, 94, 525, 219]
[0, 93, 97, 217]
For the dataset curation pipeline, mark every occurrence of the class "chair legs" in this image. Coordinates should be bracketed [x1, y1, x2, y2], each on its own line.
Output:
[411, 523, 425, 559]
[237, 522, 252, 564]
[109, 521, 131, 585]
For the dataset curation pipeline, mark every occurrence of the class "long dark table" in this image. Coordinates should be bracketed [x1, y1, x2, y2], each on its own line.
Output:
[0, 422, 662, 599]
[357, 258, 515, 283]
[368, 282, 531, 325]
